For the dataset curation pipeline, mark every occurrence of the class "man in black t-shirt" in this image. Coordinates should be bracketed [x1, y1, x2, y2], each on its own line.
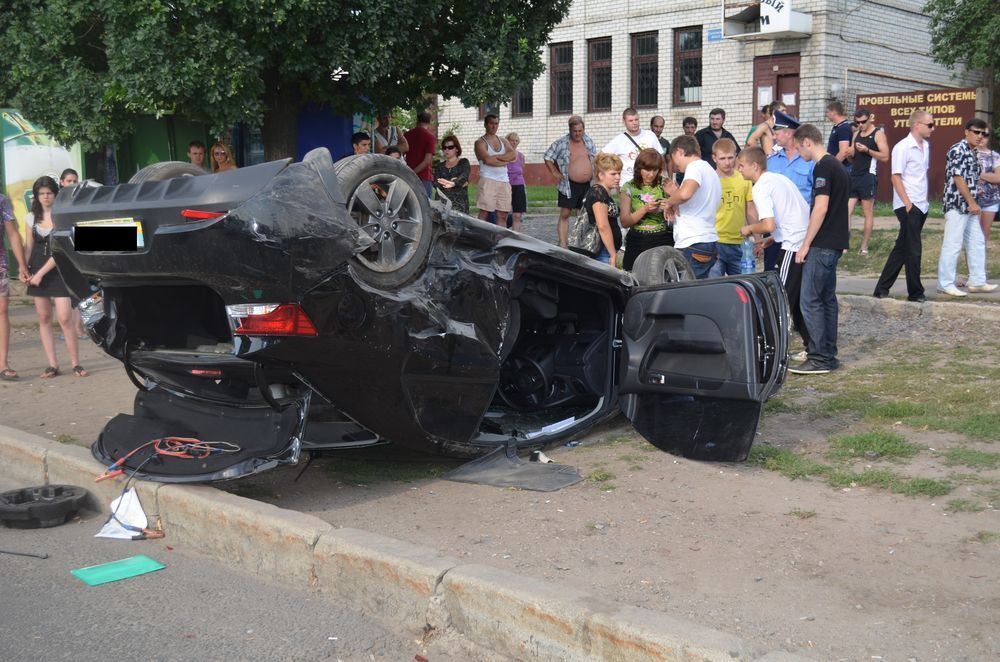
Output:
[791, 124, 850, 374]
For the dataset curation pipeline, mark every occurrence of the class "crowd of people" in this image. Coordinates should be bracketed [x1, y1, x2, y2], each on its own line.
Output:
[370, 101, 998, 377]
[3, 103, 996, 382]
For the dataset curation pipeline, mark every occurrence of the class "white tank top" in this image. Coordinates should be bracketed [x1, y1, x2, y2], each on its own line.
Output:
[478, 135, 509, 183]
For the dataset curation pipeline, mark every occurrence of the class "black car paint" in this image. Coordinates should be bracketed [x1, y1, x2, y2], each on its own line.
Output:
[50, 149, 788, 482]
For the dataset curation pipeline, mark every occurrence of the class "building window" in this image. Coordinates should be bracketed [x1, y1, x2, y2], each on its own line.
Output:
[587, 37, 612, 112]
[673, 27, 702, 105]
[512, 84, 533, 117]
[549, 42, 573, 115]
[478, 102, 500, 120]
[630, 32, 658, 108]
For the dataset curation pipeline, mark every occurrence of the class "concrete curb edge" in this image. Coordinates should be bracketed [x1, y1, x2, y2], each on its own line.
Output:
[0, 425, 813, 661]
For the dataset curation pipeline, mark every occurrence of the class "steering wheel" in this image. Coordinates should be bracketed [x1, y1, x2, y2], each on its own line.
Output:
[498, 354, 551, 410]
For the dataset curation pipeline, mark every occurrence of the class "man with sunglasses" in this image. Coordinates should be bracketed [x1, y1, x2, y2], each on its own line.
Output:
[937, 118, 999, 296]
[873, 110, 934, 302]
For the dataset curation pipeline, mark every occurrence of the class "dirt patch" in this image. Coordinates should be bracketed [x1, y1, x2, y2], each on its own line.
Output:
[3, 297, 999, 660]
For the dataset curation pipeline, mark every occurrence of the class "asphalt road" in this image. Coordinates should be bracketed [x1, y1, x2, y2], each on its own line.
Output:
[0, 482, 456, 662]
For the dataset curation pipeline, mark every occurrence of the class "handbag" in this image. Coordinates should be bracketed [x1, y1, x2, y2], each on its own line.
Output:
[567, 192, 602, 257]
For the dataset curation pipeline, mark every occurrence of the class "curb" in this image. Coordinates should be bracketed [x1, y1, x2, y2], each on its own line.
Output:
[839, 293, 1000, 322]
[0, 424, 813, 661]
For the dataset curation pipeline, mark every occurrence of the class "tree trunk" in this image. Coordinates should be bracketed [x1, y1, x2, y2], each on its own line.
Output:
[262, 67, 301, 161]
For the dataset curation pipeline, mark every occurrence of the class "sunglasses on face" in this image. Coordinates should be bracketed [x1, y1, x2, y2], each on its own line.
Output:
[970, 129, 991, 137]
[919, 121, 936, 128]
[442, 145, 457, 150]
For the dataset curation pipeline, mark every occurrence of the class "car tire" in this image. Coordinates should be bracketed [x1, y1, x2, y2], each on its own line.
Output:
[631, 246, 695, 285]
[128, 162, 208, 184]
[333, 154, 433, 288]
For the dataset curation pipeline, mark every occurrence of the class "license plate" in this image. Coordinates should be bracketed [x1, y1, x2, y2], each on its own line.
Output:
[74, 218, 144, 252]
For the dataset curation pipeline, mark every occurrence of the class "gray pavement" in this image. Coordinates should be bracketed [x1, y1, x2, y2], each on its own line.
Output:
[0, 481, 457, 662]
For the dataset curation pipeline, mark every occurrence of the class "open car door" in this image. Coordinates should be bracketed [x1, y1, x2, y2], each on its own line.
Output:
[618, 272, 789, 461]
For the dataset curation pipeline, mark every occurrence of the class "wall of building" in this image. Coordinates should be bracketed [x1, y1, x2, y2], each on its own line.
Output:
[437, 0, 984, 180]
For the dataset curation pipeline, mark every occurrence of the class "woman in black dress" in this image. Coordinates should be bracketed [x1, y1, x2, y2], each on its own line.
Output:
[433, 135, 471, 213]
[25, 176, 87, 377]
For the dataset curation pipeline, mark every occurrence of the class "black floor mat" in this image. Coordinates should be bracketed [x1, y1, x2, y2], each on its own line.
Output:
[442, 439, 582, 491]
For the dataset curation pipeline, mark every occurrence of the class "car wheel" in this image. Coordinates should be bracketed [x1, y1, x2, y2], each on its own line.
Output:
[333, 154, 433, 288]
[128, 162, 208, 184]
[631, 246, 695, 285]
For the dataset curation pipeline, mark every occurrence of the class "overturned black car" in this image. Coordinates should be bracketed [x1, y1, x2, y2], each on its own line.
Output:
[50, 149, 788, 482]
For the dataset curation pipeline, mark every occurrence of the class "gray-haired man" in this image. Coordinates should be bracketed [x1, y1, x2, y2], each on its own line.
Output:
[544, 116, 597, 247]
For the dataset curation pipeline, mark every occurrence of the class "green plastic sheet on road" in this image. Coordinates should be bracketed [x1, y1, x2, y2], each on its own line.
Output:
[71, 554, 165, 586]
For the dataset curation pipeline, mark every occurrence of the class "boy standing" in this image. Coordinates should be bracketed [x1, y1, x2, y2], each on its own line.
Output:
[936, 118, 999, 296]
[662, 135, 721, 278]
[791, 124, 850, 375]
[711, 138, 757, 276]
[737, 147, 810, 349]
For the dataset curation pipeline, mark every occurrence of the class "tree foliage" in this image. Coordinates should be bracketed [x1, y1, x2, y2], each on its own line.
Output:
[925, 0, 1000, 81]
[0, 1, 570, 158]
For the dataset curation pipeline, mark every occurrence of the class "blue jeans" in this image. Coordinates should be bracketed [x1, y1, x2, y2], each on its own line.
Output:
[800, 247, 841, 368]
[710, 242, 742, 277]
[681, 242, 718, 279]
[938, 209, 987, 289]
[422, 180, 433, 197]
[594, 246, 611, 264]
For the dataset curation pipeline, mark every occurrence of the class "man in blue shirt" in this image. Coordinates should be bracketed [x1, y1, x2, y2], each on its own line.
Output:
[763, 111, 815, 270]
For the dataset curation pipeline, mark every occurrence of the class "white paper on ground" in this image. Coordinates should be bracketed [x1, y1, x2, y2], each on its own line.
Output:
[525, 416, 577, 439]
[96, 488, 148, 540]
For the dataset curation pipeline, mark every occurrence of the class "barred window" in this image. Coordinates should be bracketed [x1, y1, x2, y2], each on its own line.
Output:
[631, 32, 658, 109]
[549, 42, 573, 115]
[673, 27, 702, 105]
[512, 84, 533, 117]
[588, 38, 612, 112]
[478, 102, 500, 121]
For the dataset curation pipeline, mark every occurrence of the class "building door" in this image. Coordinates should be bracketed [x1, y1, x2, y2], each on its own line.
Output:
[753, 54, 801, 119]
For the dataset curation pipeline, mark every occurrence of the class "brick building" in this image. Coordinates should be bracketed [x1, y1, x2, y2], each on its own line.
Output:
[437, 0, 988, 184]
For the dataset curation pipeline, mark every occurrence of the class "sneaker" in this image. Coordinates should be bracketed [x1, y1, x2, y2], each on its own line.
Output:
[907, 294, 927, 303]
[967, 283, 998, 293]
[790, 350, 808, 362]
[872, 290, 889, 299]
[936, 286, 967, 297]
[789, 360, 832, 375]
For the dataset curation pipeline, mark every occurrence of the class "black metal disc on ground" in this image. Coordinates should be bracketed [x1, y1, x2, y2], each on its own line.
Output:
[0, 485, 90, 529]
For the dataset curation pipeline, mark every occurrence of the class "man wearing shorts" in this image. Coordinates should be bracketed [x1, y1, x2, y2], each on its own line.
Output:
[1, 193, 29, 380]
[474, 114, 516, 227]
[544, 115, 596, 247]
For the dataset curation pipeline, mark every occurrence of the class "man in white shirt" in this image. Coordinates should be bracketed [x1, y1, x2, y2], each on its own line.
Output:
[737, 146, 811, 348]
[662, 135, 721, 278]
[602, 107, 663, 182]
[873, 110, 934, 302]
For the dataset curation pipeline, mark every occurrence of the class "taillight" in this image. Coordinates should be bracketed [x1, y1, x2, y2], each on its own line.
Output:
[226, 303, 318, 337]
[181, 209, 225, 221]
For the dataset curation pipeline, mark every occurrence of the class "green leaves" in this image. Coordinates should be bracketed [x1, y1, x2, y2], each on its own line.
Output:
[1, 0, 570, 155]
[925, 0, 1000, 80]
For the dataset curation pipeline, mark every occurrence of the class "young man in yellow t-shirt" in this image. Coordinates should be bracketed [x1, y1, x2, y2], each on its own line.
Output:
[711, 138, 758, 276]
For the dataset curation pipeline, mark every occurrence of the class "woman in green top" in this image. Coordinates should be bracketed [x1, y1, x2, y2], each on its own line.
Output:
[619, 148, 672, 270]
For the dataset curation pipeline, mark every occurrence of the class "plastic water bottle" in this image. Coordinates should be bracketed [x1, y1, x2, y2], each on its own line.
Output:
[740, 236, 756, 274]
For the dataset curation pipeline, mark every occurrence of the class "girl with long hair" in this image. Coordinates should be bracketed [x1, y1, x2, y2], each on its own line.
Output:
[619, 148, 673, 270]
[25, 176, 87, 377]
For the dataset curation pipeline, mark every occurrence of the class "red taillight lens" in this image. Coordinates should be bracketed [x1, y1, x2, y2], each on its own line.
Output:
[190, 369, 223, 377]
[735, 285, 749, 304]
[227, 303, 318, 337]
[181, 209, 225, 220]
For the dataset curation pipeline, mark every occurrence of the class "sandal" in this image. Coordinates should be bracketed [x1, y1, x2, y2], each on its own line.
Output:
[72, 365, 89, 377]
[40, 366, 59, 379]
[0, 367, 18, 381]
[858, 248, 869, 256]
